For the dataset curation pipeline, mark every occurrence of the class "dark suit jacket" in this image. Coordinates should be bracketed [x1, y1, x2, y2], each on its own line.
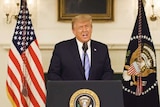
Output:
[47, 38, 114, 80]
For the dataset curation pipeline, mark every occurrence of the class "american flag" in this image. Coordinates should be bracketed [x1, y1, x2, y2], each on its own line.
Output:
[127, 62, 140, 75]
[6, 0, 46, 106]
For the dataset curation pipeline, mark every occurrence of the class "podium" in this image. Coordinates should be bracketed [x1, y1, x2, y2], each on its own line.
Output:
[46, 80, 124, 107]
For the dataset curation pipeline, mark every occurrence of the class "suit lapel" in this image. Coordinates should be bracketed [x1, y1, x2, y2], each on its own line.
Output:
[90, 41, 97, 76]
[69, 38, 85, 77]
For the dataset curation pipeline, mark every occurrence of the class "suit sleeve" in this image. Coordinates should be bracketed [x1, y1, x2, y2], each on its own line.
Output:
[47, 44, 63, 80]
[101, 45, 114, 80]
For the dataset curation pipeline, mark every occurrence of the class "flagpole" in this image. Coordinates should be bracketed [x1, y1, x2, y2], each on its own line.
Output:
[136, 0, 143, 96]
[20, 0, 29, 97]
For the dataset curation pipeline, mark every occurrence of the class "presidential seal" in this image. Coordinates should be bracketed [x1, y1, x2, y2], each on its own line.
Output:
[123, 43, 157, 95]
[69, 89, 100, 107]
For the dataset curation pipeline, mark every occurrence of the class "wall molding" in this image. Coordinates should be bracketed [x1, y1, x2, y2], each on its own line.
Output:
[2, 43, 160, 50]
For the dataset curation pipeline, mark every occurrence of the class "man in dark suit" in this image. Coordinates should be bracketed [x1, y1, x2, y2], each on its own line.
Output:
[47, 14, 114, 80]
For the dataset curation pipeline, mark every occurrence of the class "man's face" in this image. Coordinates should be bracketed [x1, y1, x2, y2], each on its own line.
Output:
[72, 21, 92, 43]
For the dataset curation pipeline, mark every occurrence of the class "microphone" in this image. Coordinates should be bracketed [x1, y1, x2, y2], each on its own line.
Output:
[82, 42, 88, 53]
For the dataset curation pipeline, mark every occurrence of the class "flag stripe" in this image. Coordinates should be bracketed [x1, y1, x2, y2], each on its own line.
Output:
[27, 45, 46, 102]
[8, 52, 28, 107]
[27, 83, 39, 106]
[24, 47, 46, 103]
[6, 82, 20, 106]
[29, 42, 44, 79]
[23, 55, 45, 106]
[28, 42, 45, 81]
[128, 64, 138, 75]
[8, 49, 23, 82]
[7, 76, 27, 107]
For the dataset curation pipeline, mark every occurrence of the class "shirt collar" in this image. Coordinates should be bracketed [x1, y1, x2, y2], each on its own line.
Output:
[76, 39, 91, 63]
[76, 39, 91, 51]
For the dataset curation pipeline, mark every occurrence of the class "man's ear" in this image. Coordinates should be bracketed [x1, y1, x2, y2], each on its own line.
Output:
[72, 29, 76, 35]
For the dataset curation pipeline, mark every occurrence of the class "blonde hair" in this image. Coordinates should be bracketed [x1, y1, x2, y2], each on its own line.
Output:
[72, 14, 92, 29]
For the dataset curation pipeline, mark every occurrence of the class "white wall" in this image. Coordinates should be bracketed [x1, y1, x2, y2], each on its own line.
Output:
[0, 0, 160, 106]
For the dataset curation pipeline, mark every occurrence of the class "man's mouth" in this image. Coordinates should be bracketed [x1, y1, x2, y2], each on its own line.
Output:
[82, 34, 88, 37]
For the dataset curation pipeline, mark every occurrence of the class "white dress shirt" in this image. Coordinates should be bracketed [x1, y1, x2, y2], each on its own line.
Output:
[76, 39, 91, 65]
